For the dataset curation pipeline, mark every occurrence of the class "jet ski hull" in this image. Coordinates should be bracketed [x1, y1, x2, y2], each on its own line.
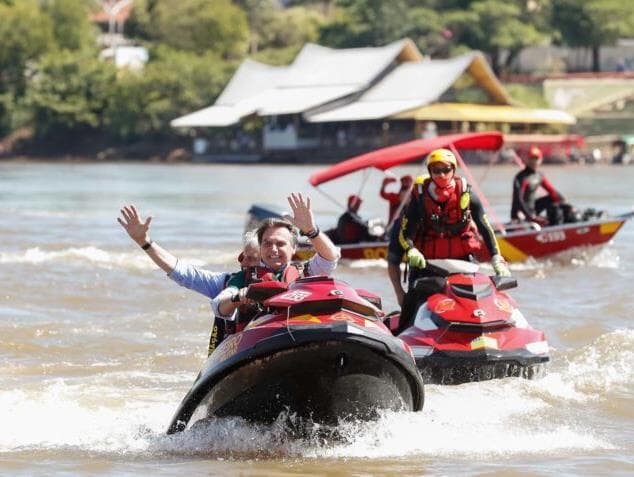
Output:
[168, 320, 424, 434]
[412, 347, 548, 385]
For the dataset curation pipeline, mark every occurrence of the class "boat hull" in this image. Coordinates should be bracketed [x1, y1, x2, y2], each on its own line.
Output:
[410, 343, 549, 385]
[492, 216, 629, 262]
[295, 215, 631, 263]
[168, 323, 424, 433]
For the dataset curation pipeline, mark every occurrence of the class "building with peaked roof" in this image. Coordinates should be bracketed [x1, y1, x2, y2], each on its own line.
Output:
[172, 39, 574, 163]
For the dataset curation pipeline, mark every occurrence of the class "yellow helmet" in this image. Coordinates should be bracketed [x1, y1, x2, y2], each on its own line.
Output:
[426, 148, 457, 170]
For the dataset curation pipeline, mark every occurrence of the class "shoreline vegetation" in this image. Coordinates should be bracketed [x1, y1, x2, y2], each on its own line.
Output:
[0, 127, 192, 162]
[1, 1, 633, 163]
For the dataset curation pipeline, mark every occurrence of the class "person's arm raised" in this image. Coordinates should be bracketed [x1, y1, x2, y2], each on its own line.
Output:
[286, 192, 339, 262]
[117, 204, 178, 273]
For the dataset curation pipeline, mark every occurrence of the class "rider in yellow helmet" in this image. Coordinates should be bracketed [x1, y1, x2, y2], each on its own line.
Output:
[395, 148, 510, 331]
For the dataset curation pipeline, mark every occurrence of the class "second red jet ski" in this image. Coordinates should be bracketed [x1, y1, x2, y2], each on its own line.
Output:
[386, 259, 549, 385]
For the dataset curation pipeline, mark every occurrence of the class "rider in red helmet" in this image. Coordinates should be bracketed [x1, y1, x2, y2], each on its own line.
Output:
[335, 194, 370, 243]
[511, 146, 572, 225]
[380, 175, 414, 224]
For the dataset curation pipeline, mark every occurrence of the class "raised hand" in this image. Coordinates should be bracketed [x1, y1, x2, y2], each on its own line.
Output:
[286, 192, 315, 234]
[118, 204, 152, 245]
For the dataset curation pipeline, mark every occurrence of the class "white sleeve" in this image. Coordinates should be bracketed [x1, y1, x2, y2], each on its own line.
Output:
[306, 250, 340, 276]
[210, 286, 239, 320]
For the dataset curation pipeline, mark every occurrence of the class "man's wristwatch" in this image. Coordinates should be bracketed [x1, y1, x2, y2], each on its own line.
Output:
[230, 291, 241, 303]
[141, 241, 153, 251]
[304, 227, 320, 239]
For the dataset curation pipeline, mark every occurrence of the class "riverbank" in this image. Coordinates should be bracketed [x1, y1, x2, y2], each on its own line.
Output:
[0, 128, 192, 162]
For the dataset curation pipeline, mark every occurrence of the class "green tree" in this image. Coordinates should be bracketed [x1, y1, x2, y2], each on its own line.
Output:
[0, 1, 53, 94]
[25, 49, 117, 139]
[551, 0, 634, 72]
[42, 0, 96, 51]
[126, 0, 158, 41]
[235, 0, 279, 54]
[147, 0, 249, 58]
[444, 0, 549, 75]
[105, 47, 234, 140]
[235, 1, 324, 54]
[320, 0, 413, 47]
[0, 0, 54, 134]
[318, 0, 443, 55]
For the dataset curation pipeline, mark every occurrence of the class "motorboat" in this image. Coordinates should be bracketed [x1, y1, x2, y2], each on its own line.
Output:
[246, 132, 633, 263]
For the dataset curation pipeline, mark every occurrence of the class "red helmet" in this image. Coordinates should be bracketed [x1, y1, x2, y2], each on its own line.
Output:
[528, 146, 543, 160]
[347, 194, 362, 212]
[400, 175, 413, 188]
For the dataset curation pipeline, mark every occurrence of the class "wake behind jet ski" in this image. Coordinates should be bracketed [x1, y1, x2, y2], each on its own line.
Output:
[386, 260, 549, 385]
[167, 276, 424, 434]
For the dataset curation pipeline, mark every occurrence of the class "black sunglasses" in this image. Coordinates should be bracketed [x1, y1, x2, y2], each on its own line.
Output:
[430, 166, 453, 175]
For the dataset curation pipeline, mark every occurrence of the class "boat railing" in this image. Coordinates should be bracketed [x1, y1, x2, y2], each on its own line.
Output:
[497, 221, 542, 235]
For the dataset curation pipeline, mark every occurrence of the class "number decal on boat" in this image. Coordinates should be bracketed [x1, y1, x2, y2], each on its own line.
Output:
[362, 247, 388, 259]
[279, 290, 312, 302]
[536, 230, 566, 243]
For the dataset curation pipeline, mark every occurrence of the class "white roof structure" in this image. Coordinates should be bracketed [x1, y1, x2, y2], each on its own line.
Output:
[306, 52, 508, 122]
[171, 39, 423, 127]
[172, 39, 573, 128]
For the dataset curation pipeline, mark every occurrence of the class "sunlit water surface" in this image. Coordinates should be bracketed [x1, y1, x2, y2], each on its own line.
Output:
[0, 161, 633, 476]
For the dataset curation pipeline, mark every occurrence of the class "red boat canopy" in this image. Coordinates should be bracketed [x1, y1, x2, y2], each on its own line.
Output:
[309, 132, 504, 186]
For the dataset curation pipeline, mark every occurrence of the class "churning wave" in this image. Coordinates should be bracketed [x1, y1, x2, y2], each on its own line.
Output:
[4, 331, 630, 459]
[0, 247, 238, 270]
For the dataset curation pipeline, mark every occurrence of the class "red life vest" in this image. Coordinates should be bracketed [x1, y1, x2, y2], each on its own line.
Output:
[413, 177, 481, 259]
[233, 262, 303, 331]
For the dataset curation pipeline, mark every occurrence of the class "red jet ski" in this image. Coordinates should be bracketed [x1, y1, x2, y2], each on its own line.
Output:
[386, 260, 549, 385]
[167, 276, 424, 434]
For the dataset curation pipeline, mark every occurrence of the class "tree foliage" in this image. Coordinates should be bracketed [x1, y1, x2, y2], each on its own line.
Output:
[104, 47, 235, 140]
[133, 0, 249, 58]
[551, 0, 634, 71]
[444, 0, 549, 74]
[0, 0, 54, 95]
[25, 49, 116, 138]
[320, 0, 422, 47]
[43, 0, 96, 51]
[1, 0, 633, 151]
[235, 1, 325, 54]
[0, 0, 54, 134]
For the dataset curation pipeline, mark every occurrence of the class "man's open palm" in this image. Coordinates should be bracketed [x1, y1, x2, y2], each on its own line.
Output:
[118, 205, 151, 243]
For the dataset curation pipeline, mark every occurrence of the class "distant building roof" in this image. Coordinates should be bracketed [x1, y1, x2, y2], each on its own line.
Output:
[90, 0, 133, 24]
[172, 39, 573, 128]
[100, 46, 148, 71]
[172, 39, 423, 127]
[306, 52, 512, 122]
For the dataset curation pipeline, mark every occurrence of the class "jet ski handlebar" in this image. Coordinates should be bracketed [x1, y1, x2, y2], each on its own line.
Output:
[246, 281, 289, 302]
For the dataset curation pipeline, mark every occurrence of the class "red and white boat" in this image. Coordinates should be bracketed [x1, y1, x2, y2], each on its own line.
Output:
[265, 132, 632, 263]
